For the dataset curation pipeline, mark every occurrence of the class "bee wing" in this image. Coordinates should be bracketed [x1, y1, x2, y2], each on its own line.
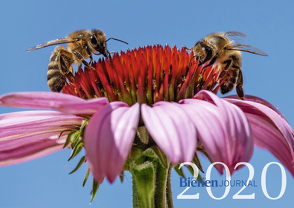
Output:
[224, 31, 248, 43]
[225, 31, 248, 38]
[231, 44, 268, 56]
[24, 38, 74, 52]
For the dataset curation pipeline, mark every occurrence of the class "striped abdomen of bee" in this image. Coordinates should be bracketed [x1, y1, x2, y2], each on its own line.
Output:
[218, 52, 244, 99]
[47, 46, 75, 92]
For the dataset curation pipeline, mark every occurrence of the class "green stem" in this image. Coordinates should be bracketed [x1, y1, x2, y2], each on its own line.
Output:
[154, 162, 168, 207]
[166, 165, 174, 208]
[131, 161, 173, 208]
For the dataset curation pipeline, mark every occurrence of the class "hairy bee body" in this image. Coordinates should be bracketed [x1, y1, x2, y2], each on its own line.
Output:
[25, 29, 127, 92]
[47, 46, 74, 92]
[191, 31, 267, 99]
[66, 29, 109, 66]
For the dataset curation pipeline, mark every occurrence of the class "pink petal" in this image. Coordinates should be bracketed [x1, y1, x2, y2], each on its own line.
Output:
[0, 92, 84, 108]
[141, 102, 196, 164]
[0, 92, 109, 114]
[186, 90, 254, 174]
[0, 110, 84, 166]
[57, 98, 109, 114]
[84, 102, 140, 183]
[0, 135, 67, 166]
[224, 94, 287, 120]
[225, 98, 294, 176]
[0, 111, 83, 138]
[0, 131, 68, 152]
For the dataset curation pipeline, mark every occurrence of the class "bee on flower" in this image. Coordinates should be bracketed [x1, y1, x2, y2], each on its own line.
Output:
[0, 44, 293, 207]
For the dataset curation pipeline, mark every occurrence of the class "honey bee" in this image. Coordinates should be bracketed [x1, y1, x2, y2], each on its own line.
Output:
[25, 29, 128, 92]
[190, 31, 268, 99]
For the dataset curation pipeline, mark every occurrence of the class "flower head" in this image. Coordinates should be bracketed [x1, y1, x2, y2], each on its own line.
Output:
[62, 45, 221, 104]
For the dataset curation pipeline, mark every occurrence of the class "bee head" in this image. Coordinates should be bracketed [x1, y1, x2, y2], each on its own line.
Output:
[193, 41, 213, 65]
[90, 29, 109, 58]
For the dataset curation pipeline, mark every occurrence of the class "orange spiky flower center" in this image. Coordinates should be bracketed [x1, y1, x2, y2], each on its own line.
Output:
[62, 45, 221, 106]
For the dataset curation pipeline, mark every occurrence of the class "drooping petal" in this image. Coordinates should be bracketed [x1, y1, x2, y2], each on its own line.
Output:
[224, 94, 287, 120]
[225, 97, 294, 176]
[179, 99, 228, 172]
[84, 102, 140, 183]
[183, 90, 254, 174]
[0, 111, 83, 136]
[141, 102, 196, 164]
[0, 135, 67, 166]
[57, 98, 109, 115]
[0, 92, 109, 114]
[0, 111, 83, 166]
[0, 92, 84, 108]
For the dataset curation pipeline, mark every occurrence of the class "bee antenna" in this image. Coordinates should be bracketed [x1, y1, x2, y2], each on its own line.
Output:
[106, 38, 128, 45]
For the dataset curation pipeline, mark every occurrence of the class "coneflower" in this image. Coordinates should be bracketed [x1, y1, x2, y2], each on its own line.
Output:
[1, 45, 293, 207]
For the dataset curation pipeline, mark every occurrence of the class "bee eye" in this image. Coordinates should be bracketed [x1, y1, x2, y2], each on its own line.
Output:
[205, 46, 212, 60]
[90, 35, 98, 46]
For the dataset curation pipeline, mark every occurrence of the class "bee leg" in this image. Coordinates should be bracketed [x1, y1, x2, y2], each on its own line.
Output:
[65, 70, 75, 83]
[191, 56, 199, 78]
[85, 45, 94, 64]
[89, 55, 93, 64]
[219, 59, 232, 78]
[184, 47, 192, 51]
[236, 70, 245, 100]
[199, 56, 217, 78]
[202, 56, 217, 70]
[82, 59, 98, 71]
[73, 51, 84, 63]
[59, 54, 75, 83]
[73, 51, 96, 70]
[85, 45, 92, 57]
[189, 55, 198, 66]
[81, 60, 90, 67]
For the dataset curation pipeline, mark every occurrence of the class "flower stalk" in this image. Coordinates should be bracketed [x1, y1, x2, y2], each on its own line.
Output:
[129, 132, 173, 208]
[131, 161, 173, 208]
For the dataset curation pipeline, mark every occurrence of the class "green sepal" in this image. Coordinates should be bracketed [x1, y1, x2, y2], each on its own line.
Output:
[119, 171, 124, 183]
[193, 151, 204, 173]
[83, 168, 90, 187]
[71, 131, 81, 149]
[136, 126, 149, 144]
[130, 145, 144, 160]
[142, 145, 167, 168]
[198, 148, 213, 164]
[58, 129, 75, 139]
[90, 180, 99, 204]
[124, 145, 143, 171]
[187, 165, 196, 177]
[69, 155, 85, 174]
[79, 120, 89, 136]
[68, 124, 82, 128]
[63, 131, 75, 148]
[68, 140, 83, 161]
[174, 164, 185, 178]
[80, 120, 88, 130]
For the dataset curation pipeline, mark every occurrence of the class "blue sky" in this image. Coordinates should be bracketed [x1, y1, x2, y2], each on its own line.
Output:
[0, 0, 294, 207]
